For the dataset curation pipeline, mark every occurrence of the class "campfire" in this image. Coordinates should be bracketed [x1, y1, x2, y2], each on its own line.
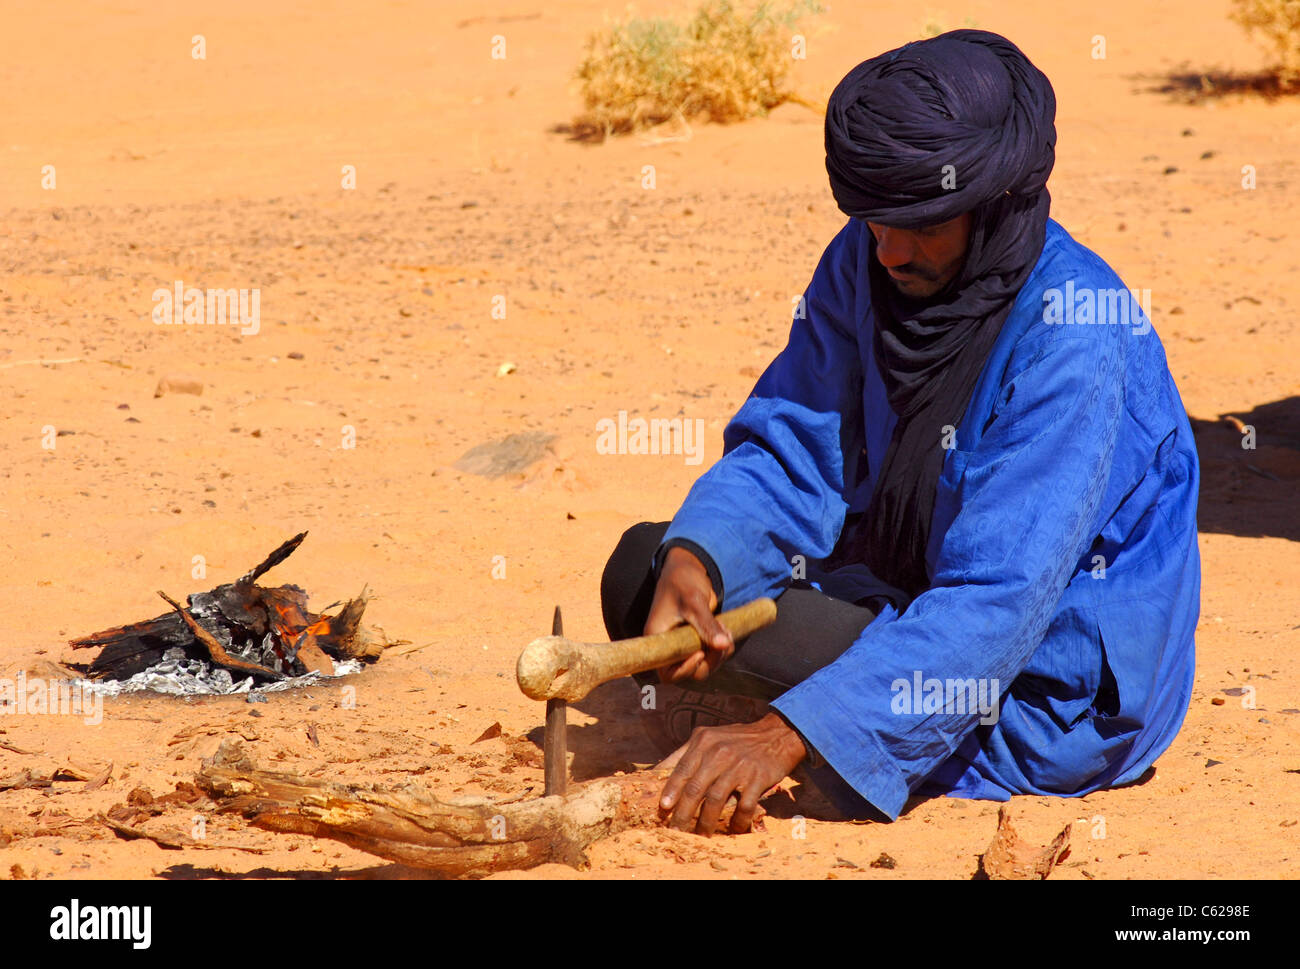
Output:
[67, 533, 388, 693]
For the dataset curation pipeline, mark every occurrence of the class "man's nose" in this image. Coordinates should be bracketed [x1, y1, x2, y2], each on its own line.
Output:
[873, 227, 914, 269]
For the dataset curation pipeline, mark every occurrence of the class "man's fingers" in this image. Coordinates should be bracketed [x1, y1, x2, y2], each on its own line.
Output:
[669, 739, 741, 833]
[663, 736, 726, 830]
[696, 637, 735, 679]
[729, 785, 762, 834]
[668, 604, 734, 682]
[646, 594, 731, 683]
[659, 739, 705, 812]
[669, 770, 713, 832]
[682, 597, 734, 651]
[654, 718, 799, 838]
[659, 649, 703, 683]
[662, 638, 733, 683]
[695, 775, 739, 837]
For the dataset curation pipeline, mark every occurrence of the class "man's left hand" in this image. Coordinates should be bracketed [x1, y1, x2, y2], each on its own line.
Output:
[657, 712, 807, 836]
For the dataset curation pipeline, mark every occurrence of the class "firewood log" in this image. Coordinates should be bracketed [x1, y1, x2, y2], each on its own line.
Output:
[195, 741, 754, 877]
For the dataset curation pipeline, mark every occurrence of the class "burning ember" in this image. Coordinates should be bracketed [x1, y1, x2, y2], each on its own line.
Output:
[68, 533, 387, 688]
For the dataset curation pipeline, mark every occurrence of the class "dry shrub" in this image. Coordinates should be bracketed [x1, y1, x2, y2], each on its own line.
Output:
[1230, 0, 1300, 86]
[572, 0, 823, 140]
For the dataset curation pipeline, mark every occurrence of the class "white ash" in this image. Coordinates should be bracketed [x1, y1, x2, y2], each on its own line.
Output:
[83, 647, 361, 697]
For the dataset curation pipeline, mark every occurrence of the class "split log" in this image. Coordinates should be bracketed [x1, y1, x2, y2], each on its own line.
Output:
[196, 741, 753, 878]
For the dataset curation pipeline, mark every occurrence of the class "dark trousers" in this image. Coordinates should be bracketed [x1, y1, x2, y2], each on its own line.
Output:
[599, 521, 885, 819]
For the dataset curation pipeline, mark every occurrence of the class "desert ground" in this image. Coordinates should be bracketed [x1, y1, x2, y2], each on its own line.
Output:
[0, 0, 1297, 880]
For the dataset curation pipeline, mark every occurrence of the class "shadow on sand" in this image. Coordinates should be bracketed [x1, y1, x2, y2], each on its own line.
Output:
[1130, 64, 1299, 103]
[1191, 395, 1300, 543]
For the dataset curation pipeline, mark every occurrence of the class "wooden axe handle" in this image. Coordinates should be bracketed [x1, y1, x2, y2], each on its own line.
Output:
[516, 597, 777, 702]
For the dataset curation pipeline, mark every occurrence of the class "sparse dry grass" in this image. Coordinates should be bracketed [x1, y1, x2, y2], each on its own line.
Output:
[1230, 0, 1300, 87]
[571, 0, 823, 141]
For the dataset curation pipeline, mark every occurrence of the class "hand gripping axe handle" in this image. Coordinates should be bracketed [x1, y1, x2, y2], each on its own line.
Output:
[517, 597, 778, 704]
[520, 597, 778, 797]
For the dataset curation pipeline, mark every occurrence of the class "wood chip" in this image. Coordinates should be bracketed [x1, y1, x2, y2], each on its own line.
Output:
[84, 762, 114, 791]
[979, 806, 1071, 880]
[52, 763, 95, 782]
[168, 724, 221, 745]
[0, 770, 52, 791]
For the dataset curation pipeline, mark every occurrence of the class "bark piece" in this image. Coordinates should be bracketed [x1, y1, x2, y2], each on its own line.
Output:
[51, 757, 111, 784]
[0, 769, 52, 792]
[84, 762, 113, 791]
[102, 818, 267, 854]
[979, 806, 1071, 880]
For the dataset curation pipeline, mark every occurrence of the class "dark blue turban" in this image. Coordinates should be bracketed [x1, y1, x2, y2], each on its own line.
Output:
[822, 30, 1058, 599]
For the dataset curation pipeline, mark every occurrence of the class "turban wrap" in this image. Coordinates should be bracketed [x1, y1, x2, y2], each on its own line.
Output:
[822, 29, 1057, 599]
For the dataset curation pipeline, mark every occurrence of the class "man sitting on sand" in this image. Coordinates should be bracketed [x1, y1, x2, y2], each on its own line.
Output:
[600, 29, 1200, 835]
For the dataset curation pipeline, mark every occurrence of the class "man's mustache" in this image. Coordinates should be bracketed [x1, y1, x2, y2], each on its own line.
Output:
[889, 263, 940, 281]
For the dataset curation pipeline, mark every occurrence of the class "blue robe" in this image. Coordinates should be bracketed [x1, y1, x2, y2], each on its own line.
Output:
[661, 217, 1200, 819]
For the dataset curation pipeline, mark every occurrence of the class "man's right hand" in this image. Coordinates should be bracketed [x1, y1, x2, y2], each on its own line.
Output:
[643, 546, 735, 683]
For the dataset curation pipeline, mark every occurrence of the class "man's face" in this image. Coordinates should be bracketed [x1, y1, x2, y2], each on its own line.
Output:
[865, 212, 973, 299]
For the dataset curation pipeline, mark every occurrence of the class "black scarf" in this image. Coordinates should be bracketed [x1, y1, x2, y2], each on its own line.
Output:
[822, 30, 1057, 598]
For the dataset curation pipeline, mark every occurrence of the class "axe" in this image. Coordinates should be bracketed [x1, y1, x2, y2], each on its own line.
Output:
[516, 597, 778, 796]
